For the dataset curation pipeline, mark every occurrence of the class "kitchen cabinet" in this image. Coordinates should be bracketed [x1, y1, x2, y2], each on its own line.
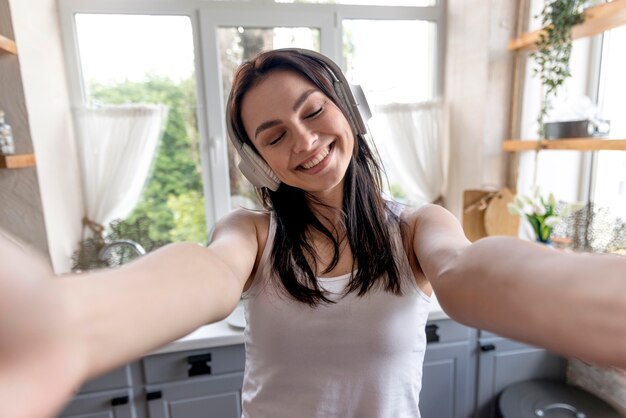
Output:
[420, 320, 477, 418]
[474, 331, 567, 418]
[419, 322, 566, 418]
[144, 373, 244, 418]
[142, 344, 245, 418]
[57, 365, 139, 418]
[56, 345, 245, 418]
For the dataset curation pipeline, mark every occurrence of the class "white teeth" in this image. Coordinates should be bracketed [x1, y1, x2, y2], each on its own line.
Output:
[301, 146, 330, 169]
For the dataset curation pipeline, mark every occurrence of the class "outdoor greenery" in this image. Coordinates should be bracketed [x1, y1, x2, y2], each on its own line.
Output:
[531, 0, 588, 138]
[89, 74, 207, 245]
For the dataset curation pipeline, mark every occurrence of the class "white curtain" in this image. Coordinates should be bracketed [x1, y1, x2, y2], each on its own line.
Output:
[73, 105, 168, 234]
[369, 100, 449, 206]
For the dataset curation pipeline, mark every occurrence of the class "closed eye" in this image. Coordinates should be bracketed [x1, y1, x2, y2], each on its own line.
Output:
[305, 107, 323, 119]
[269, 132, 285, 145]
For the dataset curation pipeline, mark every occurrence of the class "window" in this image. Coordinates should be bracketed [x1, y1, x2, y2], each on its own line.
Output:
[73, 14, 207, 245]
[593, 25, 626, 219]
[60, 0, 445, 243]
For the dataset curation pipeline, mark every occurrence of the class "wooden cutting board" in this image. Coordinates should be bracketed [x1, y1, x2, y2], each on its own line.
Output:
[462, 188, 519, 242]
[484, 188, 519, 237]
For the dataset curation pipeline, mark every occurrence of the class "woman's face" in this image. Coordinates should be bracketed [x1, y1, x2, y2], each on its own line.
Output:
[241, 69, 354, 198]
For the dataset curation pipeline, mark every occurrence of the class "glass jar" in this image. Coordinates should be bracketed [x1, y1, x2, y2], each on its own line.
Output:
[0, 110, 16, 155]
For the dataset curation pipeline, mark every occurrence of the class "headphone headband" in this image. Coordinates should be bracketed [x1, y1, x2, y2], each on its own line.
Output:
[226, 48, 369, 191]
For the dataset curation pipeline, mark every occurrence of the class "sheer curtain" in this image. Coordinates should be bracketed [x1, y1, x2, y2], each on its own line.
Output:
[73, 105, 168, 236]
[369, 100, 448, 206]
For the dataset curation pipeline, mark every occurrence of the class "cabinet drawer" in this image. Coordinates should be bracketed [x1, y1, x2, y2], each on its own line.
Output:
[143, 344, 245, 384]
[79, 365, 133, 393]
[57, 388, 135, 418]
[426, 319, 472, 344]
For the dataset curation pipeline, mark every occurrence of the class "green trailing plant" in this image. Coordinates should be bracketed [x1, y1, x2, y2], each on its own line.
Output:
[531, 0, 588, 138]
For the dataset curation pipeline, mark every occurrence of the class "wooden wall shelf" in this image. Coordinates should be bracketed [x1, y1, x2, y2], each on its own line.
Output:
[503, 138, 626, 152]
[508, 0, 626, 51]
[0, 154, 35, 169]
[0, 34, 17, 55]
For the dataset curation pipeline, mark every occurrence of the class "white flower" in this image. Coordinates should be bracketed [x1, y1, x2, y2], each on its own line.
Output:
[523, 203, 536, 215]
[533, 200, 547, 216]
[548, 193, 556, 207]
[544, 216, 561, 227]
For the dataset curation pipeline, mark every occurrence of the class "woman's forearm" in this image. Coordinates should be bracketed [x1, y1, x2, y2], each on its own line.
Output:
[440, 237, 626, 367]
[414, 204, 626, 368]
[57, 243, 243, 381]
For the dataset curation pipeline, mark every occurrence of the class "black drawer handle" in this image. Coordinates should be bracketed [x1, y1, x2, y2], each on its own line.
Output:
[111, 395, 129, 406]
[426, 324, 440, 343]
[187, 353, 212, 377]
[146, 391, 162, 401]
[480, 344, 496, 352]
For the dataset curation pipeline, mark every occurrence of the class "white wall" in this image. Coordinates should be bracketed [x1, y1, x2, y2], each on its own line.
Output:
[9, 0, 84, 273]
[443, 0, 517, 218]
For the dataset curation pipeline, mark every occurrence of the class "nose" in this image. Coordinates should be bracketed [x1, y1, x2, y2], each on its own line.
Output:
[291, 125, 318, 154]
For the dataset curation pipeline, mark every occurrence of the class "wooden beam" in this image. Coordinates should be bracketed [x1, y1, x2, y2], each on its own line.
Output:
[503, 139, 626, 152]
[508, 0, 626, 51]
[0, 34, 17, 55]
[0, 154, 35, 169]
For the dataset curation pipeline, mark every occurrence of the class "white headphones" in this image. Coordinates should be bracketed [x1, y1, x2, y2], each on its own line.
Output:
[226, 48, 371, 191]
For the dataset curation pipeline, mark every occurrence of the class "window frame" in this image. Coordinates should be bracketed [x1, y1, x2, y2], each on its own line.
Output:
[59, 0, 446, 231]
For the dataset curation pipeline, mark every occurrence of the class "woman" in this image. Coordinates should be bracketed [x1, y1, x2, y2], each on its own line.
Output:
[0, 49, 625, 418]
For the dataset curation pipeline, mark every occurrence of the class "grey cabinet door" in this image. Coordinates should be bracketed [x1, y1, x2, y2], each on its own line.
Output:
[57, 388, 135, 418]
[420, 319, 477, 418]
[475, 336, 567, 418]
[421, 342, 474, 418]
[145, 372, 244, 418]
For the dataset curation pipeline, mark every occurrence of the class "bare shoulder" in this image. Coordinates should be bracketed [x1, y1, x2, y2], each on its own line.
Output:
[402, 203, 451, 225]
[212, 208, 270, 242]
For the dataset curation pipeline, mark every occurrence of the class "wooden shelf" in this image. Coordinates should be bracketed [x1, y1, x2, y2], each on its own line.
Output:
[503, 138, 626, 152]
[508, 0, 626, 51]
[0, 154, 35, 169]
[0, 34, 17, 55]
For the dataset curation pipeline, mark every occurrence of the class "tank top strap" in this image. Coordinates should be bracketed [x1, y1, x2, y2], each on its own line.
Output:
[242, 211, 277, 298]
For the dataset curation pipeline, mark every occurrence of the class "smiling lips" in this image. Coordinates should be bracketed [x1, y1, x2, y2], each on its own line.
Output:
[299, 143, 333, 170]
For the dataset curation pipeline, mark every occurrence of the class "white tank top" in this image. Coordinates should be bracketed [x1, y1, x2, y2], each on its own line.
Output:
[241, 210, 431, 418]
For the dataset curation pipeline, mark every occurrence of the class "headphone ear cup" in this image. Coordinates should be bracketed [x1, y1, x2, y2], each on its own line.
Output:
[238, 143, 281, 191]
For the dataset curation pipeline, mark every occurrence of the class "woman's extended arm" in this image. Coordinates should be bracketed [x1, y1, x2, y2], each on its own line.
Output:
[0, 209, 259, 418]
[413, 204, 626, 368]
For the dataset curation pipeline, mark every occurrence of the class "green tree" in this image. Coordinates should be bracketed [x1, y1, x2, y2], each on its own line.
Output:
[88, 74, 207, 245]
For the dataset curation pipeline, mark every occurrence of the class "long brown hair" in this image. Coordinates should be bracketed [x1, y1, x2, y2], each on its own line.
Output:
[227, 49, 403, 305]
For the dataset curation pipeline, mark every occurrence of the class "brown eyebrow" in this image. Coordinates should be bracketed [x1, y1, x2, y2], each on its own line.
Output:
[254, 89, 318, 139]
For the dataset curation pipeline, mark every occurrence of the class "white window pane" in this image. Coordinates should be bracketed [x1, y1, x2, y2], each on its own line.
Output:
[217, 26, 321, 210]
[343, 19, 436, 105]
[75, 14, 207, 245]
[595, 25, 626, 221]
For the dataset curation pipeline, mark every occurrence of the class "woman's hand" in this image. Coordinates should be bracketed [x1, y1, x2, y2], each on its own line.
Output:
[0, 234, 85, 418]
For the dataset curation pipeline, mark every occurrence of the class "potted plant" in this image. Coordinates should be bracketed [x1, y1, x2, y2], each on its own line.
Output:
[531, 0, 590, 138]
[507, 187, 582, 244]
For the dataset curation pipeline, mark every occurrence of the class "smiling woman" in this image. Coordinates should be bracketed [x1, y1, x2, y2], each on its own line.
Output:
[1, 48, 626, 418]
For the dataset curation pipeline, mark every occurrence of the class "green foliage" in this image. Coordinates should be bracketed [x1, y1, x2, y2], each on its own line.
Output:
[88, 74, 206, 245]
[531, 0, 588, 138]
[167, 191, 208, 244]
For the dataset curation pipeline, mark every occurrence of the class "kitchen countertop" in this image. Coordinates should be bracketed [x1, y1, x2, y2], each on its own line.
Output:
[151, 293, 448, 356]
